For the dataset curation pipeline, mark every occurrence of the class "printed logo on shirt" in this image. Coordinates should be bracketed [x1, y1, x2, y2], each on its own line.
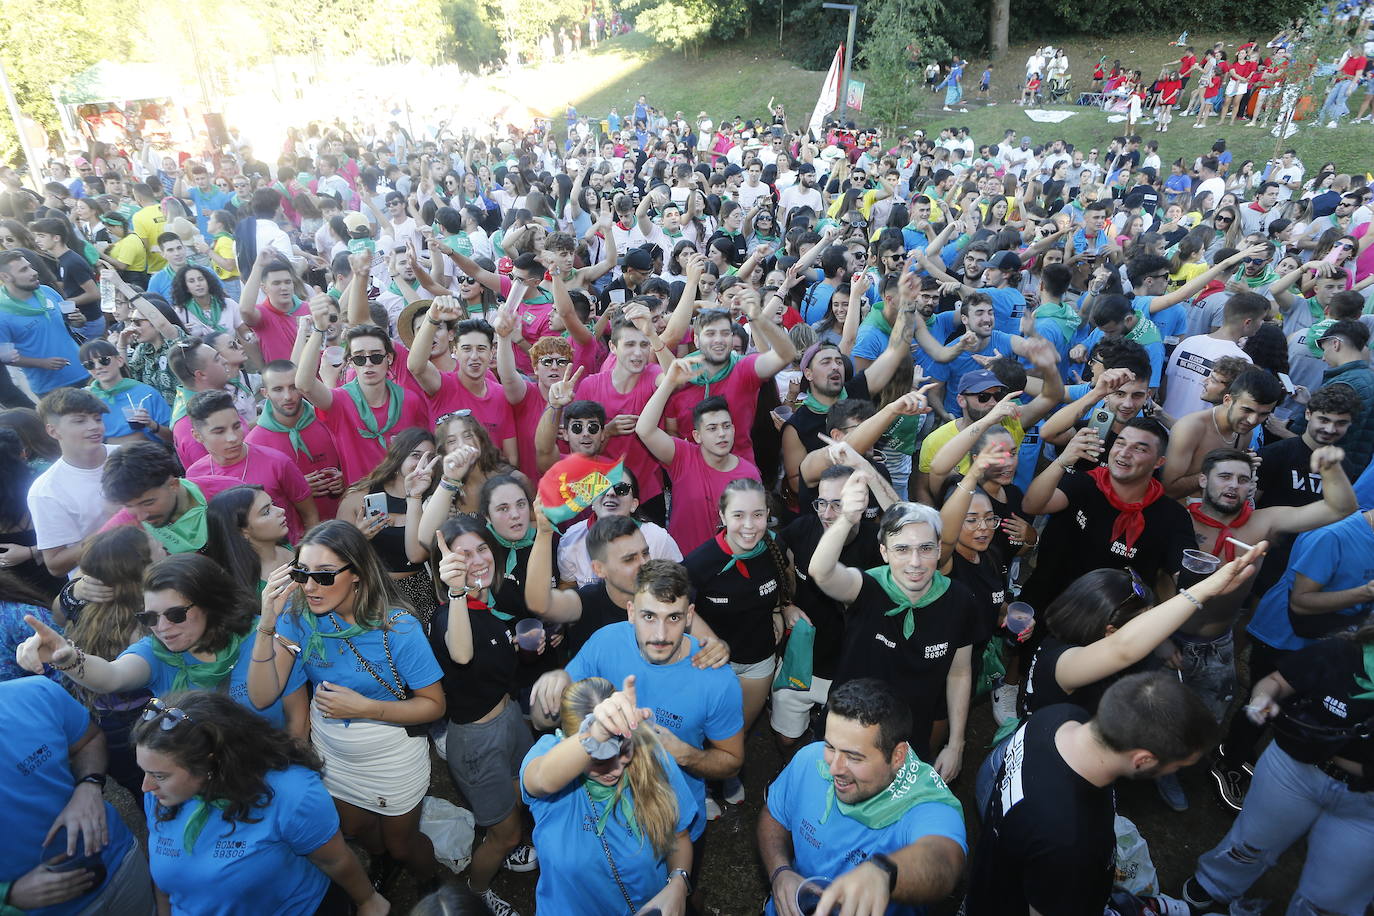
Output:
[154, 835, 182, 858]
[874, 633, 897, 649]
[1174, 349, 1215, 378]
[1109, 540, 1140, 559]
[707, 595, 728, 604]
[798, 818, 822, 850]
[1075, 510, 1088, 530]
[998, 725, 1028, 813]
[924, 642, 949, 660]
[759, 580, 777, 598]
[1323, 695, 1349, 719]
[1290, 470, 1323, 494]
[655, 708, 685, 731]
[16, 743, 52, 776]
[213, 839, 248, 859]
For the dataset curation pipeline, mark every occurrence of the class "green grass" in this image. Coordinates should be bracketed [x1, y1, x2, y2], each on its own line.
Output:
[476, 29, 1373, 173]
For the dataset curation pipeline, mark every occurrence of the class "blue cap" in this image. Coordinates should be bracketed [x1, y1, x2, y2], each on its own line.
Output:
[958, 368, 1004, 394]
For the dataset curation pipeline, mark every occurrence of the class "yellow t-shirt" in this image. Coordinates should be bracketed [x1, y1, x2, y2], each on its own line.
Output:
[212, 235, 239, 280]
[132, 205, 167, 271]
[917, 416, 1026, 474]
[108, 234, 147, 274]
[1168, 261, 1207, 291]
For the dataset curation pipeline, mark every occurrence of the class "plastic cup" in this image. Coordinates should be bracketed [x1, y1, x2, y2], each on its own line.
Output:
[515, 618, 544, 651]
[0, 342, 17, 363]
[772, 404, 794, 422]
[325, 346, 345, 367]
[1005, 601, 1035, 636]
[796, 877, 833, 916]
[1179, 549, 1220, 589]
[122, 405, 146, 430]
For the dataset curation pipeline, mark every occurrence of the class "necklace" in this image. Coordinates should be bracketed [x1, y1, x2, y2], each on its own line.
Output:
[216, 446, 253, 483]
[1210, 406, 1239, 447]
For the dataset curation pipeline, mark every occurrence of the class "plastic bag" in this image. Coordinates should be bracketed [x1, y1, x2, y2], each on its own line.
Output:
[419, 796, 475, 874]
[773, 618, 815, 691]
[1113, 815, 1158, 896]
[975, 640, 1006, 698]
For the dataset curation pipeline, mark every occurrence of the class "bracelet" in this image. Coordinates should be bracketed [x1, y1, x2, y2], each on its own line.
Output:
[1177, 589, 1204, 611]
[960, 482, 978, 495]
[427, 317, 443, 326]
[312, 325, 327, 334]
[257, 625, 276, 636]
[439, 479, 462, 493]
[252, 651, 276, 662]
[770, 864, 798, 884]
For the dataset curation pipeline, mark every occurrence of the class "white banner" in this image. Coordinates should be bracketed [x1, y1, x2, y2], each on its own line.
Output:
[808, 44, 845, 141]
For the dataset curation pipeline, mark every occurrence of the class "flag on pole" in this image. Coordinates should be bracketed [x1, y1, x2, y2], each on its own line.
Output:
[808, 44, 845, 141]
[537, 454, 627, 524]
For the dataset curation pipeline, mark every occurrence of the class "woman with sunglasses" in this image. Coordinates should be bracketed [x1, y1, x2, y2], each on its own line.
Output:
[79, 338, 173, 445]
[556, 468, 681, 587]
[337, 428, 442, 624]
[521, 675, 696, 916]
[971, 548, 1266, 813]
[1309, 230, 1374, 291]
[250, 520, 447, 889]
[118, 288, 190, 406]
[20, 553, 309, 733]
[743, 206, 782, 256]
[133, 692, 388, 916]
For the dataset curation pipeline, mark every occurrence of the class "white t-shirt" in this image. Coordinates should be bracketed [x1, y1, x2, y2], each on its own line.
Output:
[737, 183, 771, 209]
[557, 518, 682, 586]
[779, 185, 823, 220]
[28, 446, 120, 573]
[1195, 177, 1227, 210]
[1162, 334, 1250, 417]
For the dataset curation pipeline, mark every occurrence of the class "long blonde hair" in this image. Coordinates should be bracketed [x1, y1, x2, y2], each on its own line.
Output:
[560, 677, 679, 859]
[68, 527, 152, 660]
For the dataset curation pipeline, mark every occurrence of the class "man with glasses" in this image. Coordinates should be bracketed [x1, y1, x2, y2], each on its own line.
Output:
[1118, 246, 1265, 342]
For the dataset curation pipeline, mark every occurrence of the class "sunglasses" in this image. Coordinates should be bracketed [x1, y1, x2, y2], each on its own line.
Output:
[1107, 566, 1149, 625]
[1215, 216, 1234, 224]
[436, 409, 472, 426]
[538, 357, 571, 368]
[568, 420, 602, 435]
[288, 564, 355, 586]
[349, 353, 388, 366]
[455, 275, 479, 285]
[82, 355, 114, 370]
[135, 605, 191, 628]
[141, 697, 194, 731]
[605, 481, 633, 498]
[967, 390, 1007, 403]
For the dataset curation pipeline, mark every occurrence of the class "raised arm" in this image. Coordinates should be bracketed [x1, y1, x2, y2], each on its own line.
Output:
[293, 294, 336, 410]
[115, 276, 181, 342]
[743, 289, 797, 378]
[1041, 367, 1134, 445]
[523, 505, 587, 622]
[535, 363, 584, 473]
[659, 252, 704, 351]
[808, 471, 868, 603]
[407, 295, 463, 395]
[550, 270, 594, 347]
[1023, 427, 1103, 514]
[17, 615, 151, 694]
[635, 357, 692, 465]
[491, 300, 530, 405]
[1149, 243, 1264, 312]
[1270, 446, 1357, 534]
[237, 249, 277, 327]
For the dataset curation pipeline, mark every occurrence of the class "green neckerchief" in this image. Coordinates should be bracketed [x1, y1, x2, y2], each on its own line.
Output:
[91, 377, 143, 401]
[145, 478, 210, 554]
[0, 285, 52, 317]
[170, 387, 194, 424]
[720, 532, 771, 575]
[815, 749, 961, 829]
[867, 565, 951, 640]
[1305, 296, 1325, 327]
[298, 610, 371, 665]
[1353, 644, 1374, 700]
[1240, 266, 1277, 290]
[185, 296, 226, 333]
[487, 521, 534, 584]
[256, 399, 318, 459]
[148, 629, 246, 692]
[861, 308, 893, 336]
[1125, 313, 1162, 347]
[583, 776, 642, 842]
[1306, 318, 1336, 359]
[388, 277, 420, 299]
[343, 380, 404, 442]
[752, 232, 782, 246]
[180, 796, 232, 853]
[802, 387, 847, 415]
[1034, 300, 1081, 342]
[690, 351, 740, 398]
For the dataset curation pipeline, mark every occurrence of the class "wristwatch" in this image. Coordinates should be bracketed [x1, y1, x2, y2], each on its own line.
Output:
[77, 773, 107, 790]
[867, 852, 898, 893]
[667, 867, 692, 894]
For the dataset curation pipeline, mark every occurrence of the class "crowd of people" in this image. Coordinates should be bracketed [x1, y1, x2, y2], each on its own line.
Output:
[0, 73, 1372, 916]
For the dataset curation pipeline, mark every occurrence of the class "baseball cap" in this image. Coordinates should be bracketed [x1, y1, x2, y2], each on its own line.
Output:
[986, 250, 1023, 272]
[797, 163, 816, 175]
[959, 369, 1005, 394]
[723, 164, 743, 178]
[623, 248, 654, 271]
[342, 211, 370, 233]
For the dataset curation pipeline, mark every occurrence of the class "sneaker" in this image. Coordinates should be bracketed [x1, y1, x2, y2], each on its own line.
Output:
[431, 737, 448, 762]
[943, 106, 953, 111]
[723, 776, 746, 805]
[1208, 753, 1251, 812]
[959, 107, 969, 112]
[992, 684, 1019, 726]
[704, 797, 723, 820]
[1156, 772, 1189, 811]
[479, 886, 521, 916]
[1327, 120, 1340, 128]
[1180, 876, 1217, 913]
[503, 844, 538, 873]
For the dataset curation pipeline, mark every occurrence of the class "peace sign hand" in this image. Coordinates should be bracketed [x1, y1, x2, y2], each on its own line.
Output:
[547, 363, 585, 408]
[404, 454, 439, 498]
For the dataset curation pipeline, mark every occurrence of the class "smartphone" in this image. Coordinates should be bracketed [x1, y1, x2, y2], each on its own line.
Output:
[1277, 371, 1295, 395]
[42, 830, 106, 886]
[1087, 407, 1114, 441]
[363, 492, 388, 517]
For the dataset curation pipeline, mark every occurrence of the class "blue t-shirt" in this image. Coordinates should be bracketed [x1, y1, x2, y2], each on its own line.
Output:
[275, 609, 443, 700]
[121, 632, 307, 729]
[1071, 229, 1107, 256]
[1013, 419, 1042, 492]
[933, 330, 1015, 416]
[1133, 294, 1187, 340]
[148, 267, 177, 301]
[566, 621, 740, 840]
[1248, 512, 1374, 651]
[94, 381, 173, 441]
[0, 600, 59, 682]
[801, 281, 838, 325]
[851, 323, 890, 363]
[0, 285, 88, 393]
[146, 765, 337, 916]
[187, 187, 233, 235]
[521, 732, 699, 915]
[986, 286, 1028, 335]
[1078, 326, 1164, 387]
[901, 227, 929, 252]
[0, 677, 135, 916]
[762, 742, 967, 916]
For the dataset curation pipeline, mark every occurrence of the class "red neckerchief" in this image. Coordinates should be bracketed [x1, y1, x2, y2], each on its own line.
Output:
[467, 596, 489, 612]
[1188, 501, 1254, 561]
[715, 531, 752, 578]
[1088, 466, 1165, 549]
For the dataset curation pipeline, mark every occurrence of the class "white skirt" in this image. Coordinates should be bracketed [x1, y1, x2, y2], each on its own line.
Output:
[310, 700, 429, 815]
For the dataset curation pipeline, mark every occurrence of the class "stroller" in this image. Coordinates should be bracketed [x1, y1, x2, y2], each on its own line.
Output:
[1047, 72, 1072, 104]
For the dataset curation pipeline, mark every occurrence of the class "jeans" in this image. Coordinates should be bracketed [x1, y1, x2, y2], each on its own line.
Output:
[1194, 744, 1374, 916]
[974, 732, 1013, 819]
[879, 447, 912, 501]
[1321, 78, 1356, 122]
[1174, 629, 1235, 722]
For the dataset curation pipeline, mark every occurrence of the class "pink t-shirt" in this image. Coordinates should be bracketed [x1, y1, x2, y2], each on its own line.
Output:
[245, 415, 344, 520]
[577, 365, 665, 502]
[251, 297, 310, 365]
[173, 416, 208, 469]
[572, 334, 609, 377]
[1353, 222, 1374, 285]
[429, 373, 517, 450]
[663, 437, 760, 554]
[101, 474, 243, 541]
[664, 353, 765, 464]
[509, 378, 553, 482]
[317, 384, 432, 485]
[187, 444, 313, 542]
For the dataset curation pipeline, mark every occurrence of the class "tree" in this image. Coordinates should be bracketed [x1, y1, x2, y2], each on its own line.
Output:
[856, 0, 950, 125]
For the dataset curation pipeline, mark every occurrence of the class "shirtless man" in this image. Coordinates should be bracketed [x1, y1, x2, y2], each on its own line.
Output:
[1173, 445, 1355, 723]
[1161, 368, 1282, 500]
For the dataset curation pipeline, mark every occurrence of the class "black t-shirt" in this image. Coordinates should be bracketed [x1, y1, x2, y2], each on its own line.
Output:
[833, 572, 976, 759]
[1017, 635, 1141, 720]
[1257, 436, 1320, 509]
[564, 582, 628, 658]
[55, 249, 98, 320]
[780, 514, 884, 679]
[1021, 471, 1192, 610]
[1275, 638, 1374, 768]
[786, 372, 873, 456]
[987, 483, 1030, 564]
[683, 536, 786, 665]
[948, 549, 1006, 648]
[965, 704, 1116, 916]
[707, 229, 747, 266]
[429, 602, 517, 724]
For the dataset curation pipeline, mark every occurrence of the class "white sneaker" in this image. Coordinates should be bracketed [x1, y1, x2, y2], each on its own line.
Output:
[1327, 120, 1340, 128]
[723, 776, 746, 805]
[479, 886, 521, 916]
[943, 106, 953, 111]
[992, 684, 1019, 726]
[959, 107, 969, 112]
[503, 844, 538, 873]
[704, 797, 723, 820]
[432, 736, 447, 762]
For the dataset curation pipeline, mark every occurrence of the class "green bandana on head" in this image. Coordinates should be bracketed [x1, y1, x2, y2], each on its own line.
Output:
[867, 566, 950, 640]
[689, 351, 740, 398]
[180, 796, 231, 853]
[815, 750, 961, 829]
[145, 478, 210, 554]
[343, 380, 404, 442]
[149, 630, 246, 692]
[256, 400, 318, 460]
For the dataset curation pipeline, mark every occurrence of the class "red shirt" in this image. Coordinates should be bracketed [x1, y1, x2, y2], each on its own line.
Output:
[251, 297, 310, 365]
[662, 439, 760, 553]
[245, 418, 345, 521]
[1161, 80, 1183, 104]
[1341, 55, 1369, 77]
[188, 444, 313, 542]
[1180, 55, 1198, 77]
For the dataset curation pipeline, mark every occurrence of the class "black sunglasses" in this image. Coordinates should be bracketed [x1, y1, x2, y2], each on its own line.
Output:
[288, 564, 355, 586]
[606, 481, 633, 497]
[968, 390, 1007, 404]
[349, 353, 388, 366]
[135, 605, 191, 628]
[82, 355, 114, 370]
[538, 357, 571, 368]
[568, 420, 602, 435]
[141, 697, 194, 731]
